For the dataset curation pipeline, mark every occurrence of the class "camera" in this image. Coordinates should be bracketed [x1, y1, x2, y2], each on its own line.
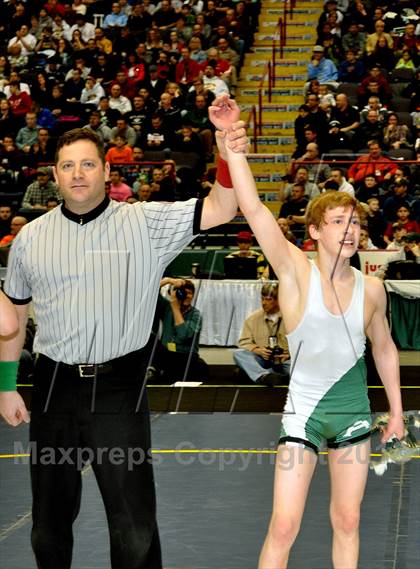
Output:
[267, 336, 283, 364]
[174, 286, 187, 301]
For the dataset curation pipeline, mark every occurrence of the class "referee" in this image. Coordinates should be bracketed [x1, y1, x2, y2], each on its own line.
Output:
[0, 96, 246, 568]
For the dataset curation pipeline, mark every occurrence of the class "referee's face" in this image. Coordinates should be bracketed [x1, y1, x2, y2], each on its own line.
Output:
[54, 140, 110, 214]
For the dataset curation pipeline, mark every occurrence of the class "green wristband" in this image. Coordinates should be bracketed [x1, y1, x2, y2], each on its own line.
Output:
[0, 361, 19, 391]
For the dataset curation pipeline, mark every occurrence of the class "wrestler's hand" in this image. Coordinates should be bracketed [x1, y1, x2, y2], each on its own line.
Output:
[380, 414, 405, 444]
[208, 94, 240, 131]
[0, 391, 30, 427]
[225, 122, 249, 155]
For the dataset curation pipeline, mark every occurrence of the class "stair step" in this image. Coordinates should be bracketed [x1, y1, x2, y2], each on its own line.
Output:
[241, 103, 301, 112]
[255, 33, 315, 44]
[240, 72, 307, 82]
[242, 60, 307, 70]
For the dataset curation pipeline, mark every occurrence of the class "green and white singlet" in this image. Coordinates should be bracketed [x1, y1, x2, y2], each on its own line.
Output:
[279, 260, 371, 453]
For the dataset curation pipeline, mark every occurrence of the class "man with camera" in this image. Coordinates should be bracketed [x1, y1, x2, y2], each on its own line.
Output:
[147, 277, 207, 382]
[233, 283, 290, 386]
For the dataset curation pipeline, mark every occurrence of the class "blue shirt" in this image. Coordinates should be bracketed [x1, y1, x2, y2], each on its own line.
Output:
[307, 57, 338, 83]
[103, 12, 128, 28]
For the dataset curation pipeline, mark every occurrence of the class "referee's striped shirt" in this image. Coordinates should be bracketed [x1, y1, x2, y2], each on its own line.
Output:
[5, 197, 202, 364]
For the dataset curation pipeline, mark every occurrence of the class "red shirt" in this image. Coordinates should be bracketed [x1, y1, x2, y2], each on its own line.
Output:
[105, 146, 134, 164]
[8, 92, 33, 117]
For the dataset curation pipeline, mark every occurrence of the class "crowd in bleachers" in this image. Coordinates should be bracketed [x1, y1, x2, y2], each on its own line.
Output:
[0, 0, 260, 221]
[282, 0, 420, 255]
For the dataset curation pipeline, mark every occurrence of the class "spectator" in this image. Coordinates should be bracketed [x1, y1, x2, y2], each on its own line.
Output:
[103, 3, 128, 31]
[137, 183, 152, 202]
[383, 113, 412, 150]
[140, 114, 172, 151]
[329, 93, 360, 148]
[110, 117, 137, 148]
[126, 95, 149, 134]
[325, 167, 355, 196]
[21, 167, 61, 210]
[365, 19, 393, 55]
[105, 135, 134, 164]
[147, 277, 207, 383]
[110, 69, 138, 100]
[382, 178, 413, 222]
[233, 282, 290, 386]
[0, 99, 15, 141]
[108, 83, 132, 115]
[7, 81, 32, 119]
[360, 96, 388, 124]
[347, 141, 398, 186]
[358, 227, 377, 250]
[383, 205, 420, 245]
[0, 205, 12, 240]
[337, 49, 365, 82]
[83, 111, 112, 143]
[108, 168, 133, 202]
[341, 22, 366, 56]
[63, 68, 85, 112]
[277, 217, 297, 245]
[355, 109, 383, 150]
[152, 0, 178, 34]
[175, 46, 201, 88]
[31, 127, 56, 165]
[366, 197, 386, 248]
[225, 230, 266, 279]
[393, 22, 419, 57]
[80, 75, 106, 109]
[357, 65, 391, 107]
[140, 64, 167, 103]
[0, 215, 28, 247]
[156, 92, 182, 131]
[288, 142, 331, 183]
[183, 94, 215, 161]
[385, 223, 408, 251]
[305, 93, 329, 138]
[127, 3, 152, 42]
[366, 36, 396, 72]
[0, 135, 22, 172]
[306, 45, 338, 90]
[278, 184, 309, 232]
[68, 15, 95, 44]
[202, 63, 230, 97]
[395, 49, 416, 71]
[282, 166, 320, 201]
[15, 112, 40, 153]
[7, 24, 36, 57]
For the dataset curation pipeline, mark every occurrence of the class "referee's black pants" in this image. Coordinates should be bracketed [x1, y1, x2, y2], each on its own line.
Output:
[29, 349, 162, 569]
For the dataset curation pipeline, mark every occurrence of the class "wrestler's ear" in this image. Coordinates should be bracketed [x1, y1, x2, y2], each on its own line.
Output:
[308, 223, 320, 241]
[104, 160, 110, 182]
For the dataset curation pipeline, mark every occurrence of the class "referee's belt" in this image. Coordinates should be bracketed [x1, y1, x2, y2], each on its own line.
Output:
[59, 362, 114, 378]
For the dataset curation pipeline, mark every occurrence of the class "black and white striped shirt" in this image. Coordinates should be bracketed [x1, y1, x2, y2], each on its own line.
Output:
[5, 197, 202, 364]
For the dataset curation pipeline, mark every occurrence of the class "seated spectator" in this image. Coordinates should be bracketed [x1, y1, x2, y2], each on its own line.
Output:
[136, 183, 152, 202]
[15, 112, 40, 153]
[90, 53, 116, 86]
[233, 282, 290, 386]
[202, 63, 230, 97]
[149, 166, 176, 201]
[0, 215, 28, 247]
[109, 69, 138, 100]
[306, 45, 338, 91]
[0, 205, 12, 240]
[30, 128, 56, 165]
[21, 167, 61, 210]
[341, 22, 366, 56]
[147, 277, 207, 383]
[393, 22, 419, 57]
[80, 75, 105, 109]
[358, 227, 377, 250]
[318, 84, 336, 112]
[63, 67, 85, 114]
[126, 95, 149, 134]
[140, 114, 172, 151]
[98, 96, 122, 128]
[355, 109, 383, 150]
[383, 205, 420, 245]
[322, 167, 355, 196]
[395, 49, 416, 71]
[110, 117, 137, 148]
[288, 142, 331, 184]
[175, 47, 201, 89]
[0, 135, 22, 172]
[347, 140, 398, 186]
[225, 231, 266, 279]
[68, 14, 95, 44]
[140, 64, 167, 103]
[337, 49, 365, 82]
[0, 99, 16, 141]
[84, 111, 112, 143]
[278, 183, 309, 233]
[108, 83, 132, 115]
[365, 19, 393, 55]
[385, 223, 408, 251]
[382, 178, 414, 222]
[152, 0, 178, 34]
[183, 94, 215, 161]
[401, 69, 419, 112]
[383, 113, 412, 150]
[7, 81, 32, 119]
[328, 93, 360, 148]
[360, 96, 388, 124]
[366, 36, 396, 72]
[105, 135, 134, 164]
[108, 168, 133, 202]
[366, 197, 386, 248]
[188, 36, 207, 64]
[7, 24, 37, 59]
[156, 92, 182, 132]
[305, 93, 329, 138]
[357, 65, 391, 107]
[103, 3, 128, 31]
[172, 124, 204, 156]
[277, 217, 297, 245]
[282, 166, 320, 201]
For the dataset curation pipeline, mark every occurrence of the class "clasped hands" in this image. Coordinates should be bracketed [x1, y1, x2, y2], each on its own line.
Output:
[208, 94, 249, 159]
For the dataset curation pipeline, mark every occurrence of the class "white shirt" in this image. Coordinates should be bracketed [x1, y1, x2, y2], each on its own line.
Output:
[8, 33, 37, 56]
[109, 95, 132, 115]
[339, 178, 355, 197]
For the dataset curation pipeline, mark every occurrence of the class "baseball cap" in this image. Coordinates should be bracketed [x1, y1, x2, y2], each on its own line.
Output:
[313, 45, 324, 53]
[36, 167, 50, 176]
[237, 231, 253, 241]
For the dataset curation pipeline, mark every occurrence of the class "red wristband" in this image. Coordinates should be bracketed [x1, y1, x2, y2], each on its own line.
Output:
[216, 156, 233, 189]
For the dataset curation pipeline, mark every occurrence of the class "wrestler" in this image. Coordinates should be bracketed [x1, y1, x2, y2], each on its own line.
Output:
[216, 103, 405, 569]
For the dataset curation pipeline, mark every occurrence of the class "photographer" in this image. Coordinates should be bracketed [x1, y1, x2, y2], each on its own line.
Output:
[233, 283, 290, 386]
[147, 277, 208, 382]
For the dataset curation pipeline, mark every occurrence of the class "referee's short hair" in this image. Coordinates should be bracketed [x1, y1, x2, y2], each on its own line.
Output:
[55, 128, 106, 166]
